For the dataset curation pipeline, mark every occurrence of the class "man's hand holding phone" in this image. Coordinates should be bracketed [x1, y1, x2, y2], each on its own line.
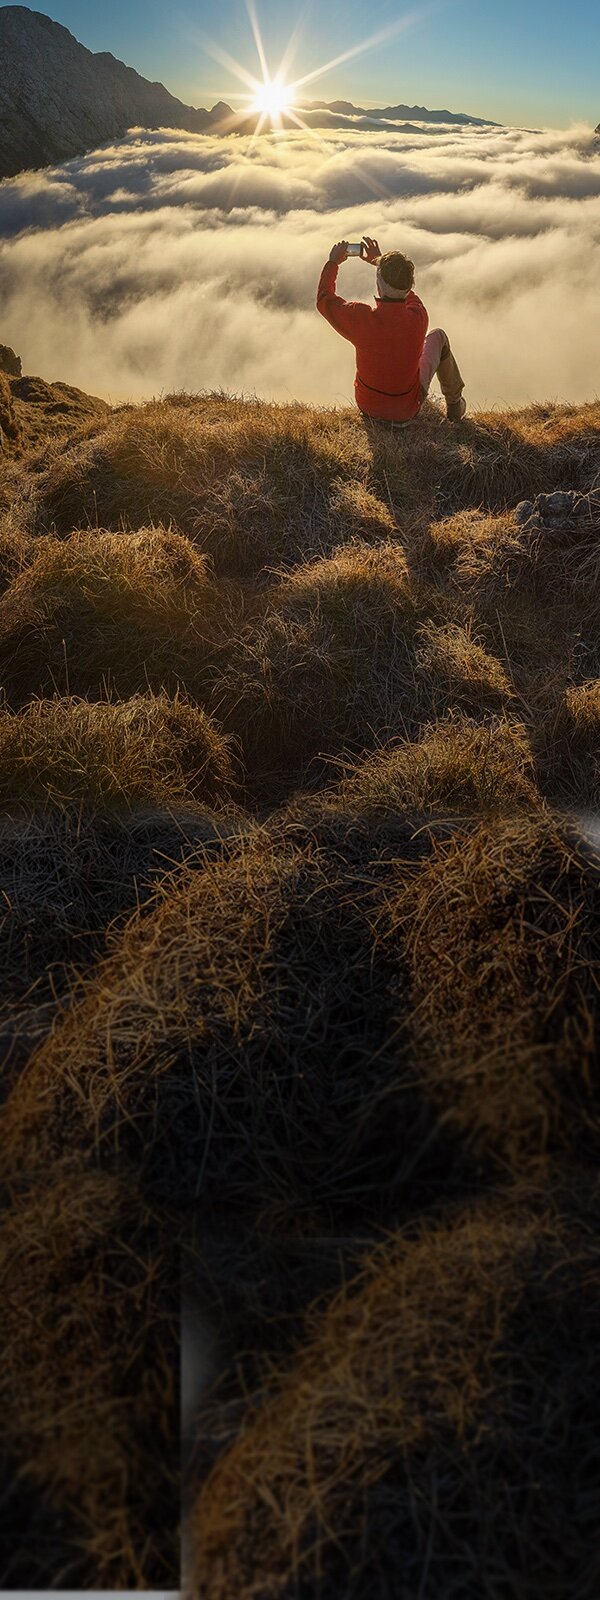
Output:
[329, 236, 381, 265]
[361, 236, 381, 264]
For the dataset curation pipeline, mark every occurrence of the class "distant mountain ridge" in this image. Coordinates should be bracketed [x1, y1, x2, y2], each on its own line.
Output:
[302, 99, 498, 127]
[0, 4, 499, 183]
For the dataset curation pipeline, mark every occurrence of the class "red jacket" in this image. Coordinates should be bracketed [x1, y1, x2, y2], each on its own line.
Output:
[316, 260, 429, 421]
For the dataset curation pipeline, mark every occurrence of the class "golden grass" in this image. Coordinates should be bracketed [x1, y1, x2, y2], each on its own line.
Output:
[4, 393, 598, 801]
[190, 1182, 600, 1600]
[0, 509, 30, 595]
[0, 525, 234, 706]
[30, 396, 600, 571]
[33, 397, 379, 574]
[393, 815, 600, 1167]
[216, 553, 521, 796]
[0, 1163, 178, 1588]
[1, 824, 464, 1218]
[313, 715, 540, 820]
[434, 399, 600, 513]
[452, 504, 600, 623]
[0, 693, 235, 810]
[0, 804, 240, 1024]
[212, 542, 419, 791]
[214, 544, 515, 793]
[420, 499, 600, 746]
[415, 619, 512, 706]
[541, 679, 600, 805]
[1, 388, 600, 1589]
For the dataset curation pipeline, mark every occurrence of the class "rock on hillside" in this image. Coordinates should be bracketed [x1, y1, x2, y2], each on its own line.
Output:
[0, 6, 235, 181]
[0, 347, 109, 451]
[0, 345, 22, 378]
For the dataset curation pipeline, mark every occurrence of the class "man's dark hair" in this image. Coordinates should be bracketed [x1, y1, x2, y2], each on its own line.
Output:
[378, 251, 415, 292]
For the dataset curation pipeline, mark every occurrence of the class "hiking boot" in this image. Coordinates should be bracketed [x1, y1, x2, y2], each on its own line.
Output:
[446, 397, 467, 423]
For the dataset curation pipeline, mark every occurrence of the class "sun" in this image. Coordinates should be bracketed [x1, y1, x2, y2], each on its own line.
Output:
[251, 77, 293, 122]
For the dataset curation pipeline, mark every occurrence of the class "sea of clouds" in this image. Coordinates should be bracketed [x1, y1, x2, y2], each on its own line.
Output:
[0, 121, 599, 408]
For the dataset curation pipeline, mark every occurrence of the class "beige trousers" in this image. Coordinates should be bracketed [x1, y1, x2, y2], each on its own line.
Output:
[419, 328, 464, 406]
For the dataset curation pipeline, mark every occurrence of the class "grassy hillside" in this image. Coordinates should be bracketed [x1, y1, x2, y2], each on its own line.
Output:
[0, 380, 599, 1593]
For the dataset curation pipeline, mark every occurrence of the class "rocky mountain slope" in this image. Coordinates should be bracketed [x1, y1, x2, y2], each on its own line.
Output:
[0, 5, 234, 180]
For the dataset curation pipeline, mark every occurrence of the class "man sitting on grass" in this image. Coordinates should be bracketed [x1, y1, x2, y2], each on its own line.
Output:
[317, 235, 466, 425]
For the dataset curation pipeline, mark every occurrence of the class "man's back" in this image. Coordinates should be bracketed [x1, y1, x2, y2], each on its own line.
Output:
[317, 258, 429, 421]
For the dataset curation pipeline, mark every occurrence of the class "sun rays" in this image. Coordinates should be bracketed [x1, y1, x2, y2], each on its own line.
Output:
[199, 0, 441, 144]
[187, 0, 447, 217]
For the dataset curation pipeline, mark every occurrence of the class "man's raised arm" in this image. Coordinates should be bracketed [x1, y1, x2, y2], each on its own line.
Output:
[316, 239, 378, 341]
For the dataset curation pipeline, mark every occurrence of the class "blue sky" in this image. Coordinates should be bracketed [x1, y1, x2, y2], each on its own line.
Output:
[3, 0, 598, 125]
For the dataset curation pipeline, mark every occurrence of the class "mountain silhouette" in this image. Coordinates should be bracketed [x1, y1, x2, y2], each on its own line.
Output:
[303, 98, 498, 127]
[0, 6, 235, 180]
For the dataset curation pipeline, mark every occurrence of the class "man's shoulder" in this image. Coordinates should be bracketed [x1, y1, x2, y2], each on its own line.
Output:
[407, 291, 428, 316]
[328, 296, 373, 321]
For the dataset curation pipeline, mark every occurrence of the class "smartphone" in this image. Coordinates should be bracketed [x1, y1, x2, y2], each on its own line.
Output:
[346, 242, 364, 257]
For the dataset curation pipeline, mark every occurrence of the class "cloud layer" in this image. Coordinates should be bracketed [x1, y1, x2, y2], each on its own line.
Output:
[0, 122, 599, 409]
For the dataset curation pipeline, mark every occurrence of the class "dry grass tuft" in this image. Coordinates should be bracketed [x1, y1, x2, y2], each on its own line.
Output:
[366, 400, 600, 527]
[326, 476, 398, 542]
[430, 400, 600, 514]
[0, 803, 241, 1026]
[421, 506, 499, 572]
[214, 542, 419, 791]
[0, 825, 465, 1217]
[0, 509, 30, 595]
[277, 538, 411, 611]
[421, 496, 600, 716]
[32, 398, 380, 575]
[394, 815, 600, 1167]
[541, 680, 600, 805]
[217, 548, 515, 794]
[190, 1183, 600, 1600]
[0, 526, 232, 706]
[314, 715, 540, 821]
[0, 693, 235, 811]
[0, 1164, 179, 1588]
[414, 620, 512, 710]
[453, 502, 600, 622]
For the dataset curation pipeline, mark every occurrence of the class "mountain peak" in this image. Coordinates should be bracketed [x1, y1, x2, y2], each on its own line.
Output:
[0, 4, 213, 181]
